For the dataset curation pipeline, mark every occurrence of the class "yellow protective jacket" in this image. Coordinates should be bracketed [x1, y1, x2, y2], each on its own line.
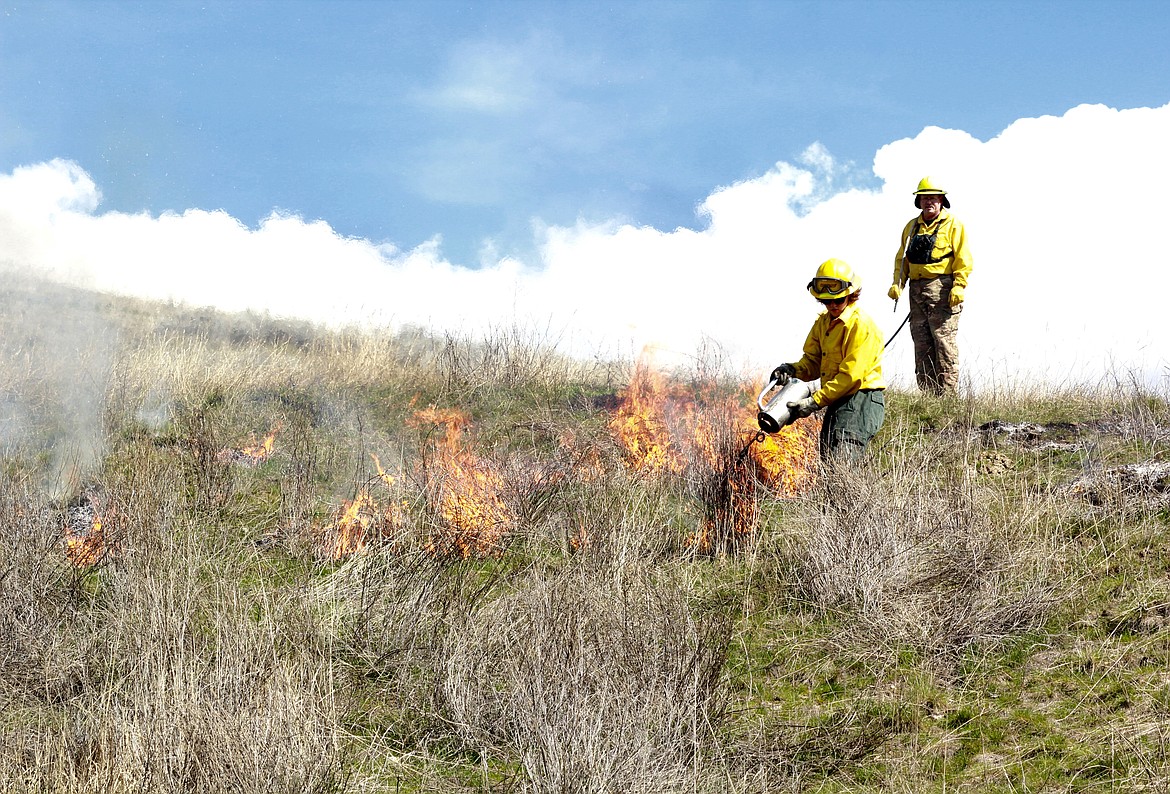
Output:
[790, 303, 886, 407]
[892, 210, 973, 289]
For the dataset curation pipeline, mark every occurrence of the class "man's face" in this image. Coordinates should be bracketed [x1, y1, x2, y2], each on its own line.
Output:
[919, 193, 944, 220]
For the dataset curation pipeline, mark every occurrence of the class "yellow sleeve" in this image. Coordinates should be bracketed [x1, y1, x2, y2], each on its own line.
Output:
[790, 317, 824, 384]
[948, 218, 973, 289]
[812, 317, 884, 406]
[892, 219, 914, 286]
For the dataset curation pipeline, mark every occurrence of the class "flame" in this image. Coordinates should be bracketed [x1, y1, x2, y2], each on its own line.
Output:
[320, 488, 375, 559]
[750, 420, 820, 496]
[219, 422, 282, 467]
[608, 356, 690, 473]
[64, 503, 108, 567]
[241, 425, 279, 461]
[314, 408, 512, 561]
[410, 406, 512, 558]
[371, 453, 396, 487]
[318, 454, 408, 560]
[609, 352, 820, 552]
[569, 520, 590, 551]
[684, 417, 820, 554]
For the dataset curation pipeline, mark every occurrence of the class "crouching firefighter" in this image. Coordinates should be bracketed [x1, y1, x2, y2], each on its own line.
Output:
[770, 259, 887, 462]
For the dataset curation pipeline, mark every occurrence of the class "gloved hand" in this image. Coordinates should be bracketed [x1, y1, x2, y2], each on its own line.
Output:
[770, 363, 797, 385]
[949, 285, 965, 307]
[888, 284, 902, 301]
[786, 396, 819, 419]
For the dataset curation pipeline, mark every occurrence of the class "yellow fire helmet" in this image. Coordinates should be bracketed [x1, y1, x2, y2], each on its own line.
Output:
[913, 176, 951, 208]
[807, 258, 861, 300]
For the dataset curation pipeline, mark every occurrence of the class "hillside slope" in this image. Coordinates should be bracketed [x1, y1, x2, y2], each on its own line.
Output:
[2, 278, 1169, 792]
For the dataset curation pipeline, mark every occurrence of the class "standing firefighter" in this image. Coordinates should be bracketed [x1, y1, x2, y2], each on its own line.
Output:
[771, 259, 886, 462]
[888, 177, 973, 395]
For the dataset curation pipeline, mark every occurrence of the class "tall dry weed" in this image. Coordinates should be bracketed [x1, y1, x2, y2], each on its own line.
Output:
[0, 363, 348, 793]
[440, 555, 729, 794]
[437, 325, 608, 399]
[325, 548, 506, 696]
[0, 478, 92, 711]
[783, 433, 1065, 670]
[0, 516, 346, 793]
[97, 598, 334, 792]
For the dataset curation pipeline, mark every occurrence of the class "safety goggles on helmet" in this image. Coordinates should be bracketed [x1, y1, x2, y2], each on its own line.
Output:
[808, 277, 851, 295]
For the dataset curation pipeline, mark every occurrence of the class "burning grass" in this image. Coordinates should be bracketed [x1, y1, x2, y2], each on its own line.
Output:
[410, 405, 514, 558]
[63, 490, 110, 567]
[314, 454, 410, 560]
[217, 421, 282, 467]
[610, 352, 821, 553]
[317, 484, 399, 560]
[313, 407, 514, 561]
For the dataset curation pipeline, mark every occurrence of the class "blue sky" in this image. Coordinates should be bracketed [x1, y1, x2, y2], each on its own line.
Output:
[4, 0, 1169, 266]
[3, 1, 1170, 387]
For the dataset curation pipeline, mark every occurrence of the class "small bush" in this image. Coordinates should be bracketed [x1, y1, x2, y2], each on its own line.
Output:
[440, 556, 729, 793]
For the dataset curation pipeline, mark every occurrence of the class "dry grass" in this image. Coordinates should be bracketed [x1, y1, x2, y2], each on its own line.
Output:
[0, 480, 92, 710]
[440, 555, 729, 794]
[782, 436, 1067, 672]
[3, 277, 1170, 792]
[0, 464, 346, 793]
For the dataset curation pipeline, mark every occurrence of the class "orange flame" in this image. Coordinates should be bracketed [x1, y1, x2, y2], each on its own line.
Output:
[314, 408, 513, 561]
[318, 454, 408, 560]
[684, 416, 820, 553]
[219, 422, 282, 467]
[410, 406, 512, 558]
[569, 520, 590, 551]
[320, 489, 374, 559]
[371, 452, 396, 487]
[64, 504, 108, 567]
[609, 353, 820, 552]
[609, 357, 691, 474]
[750, 420, 819, 496]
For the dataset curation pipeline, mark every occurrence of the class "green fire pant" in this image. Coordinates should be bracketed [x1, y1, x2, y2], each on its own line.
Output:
[820, 389, 886, 462]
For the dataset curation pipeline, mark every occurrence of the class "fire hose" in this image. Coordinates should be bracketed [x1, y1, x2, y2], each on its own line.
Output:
[885, 312, 910, 349]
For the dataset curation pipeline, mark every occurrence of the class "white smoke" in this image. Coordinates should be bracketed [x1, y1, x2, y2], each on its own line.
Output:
[0, 273, 116, 496]
[2, 101, 1168, 389]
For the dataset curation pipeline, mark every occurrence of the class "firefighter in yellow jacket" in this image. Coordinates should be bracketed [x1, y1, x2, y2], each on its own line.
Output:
[772, 259, 886, 461]
[888, 177, 973, 395]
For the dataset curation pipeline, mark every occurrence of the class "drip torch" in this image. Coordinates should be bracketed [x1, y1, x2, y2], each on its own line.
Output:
[756, 377, 813, 434]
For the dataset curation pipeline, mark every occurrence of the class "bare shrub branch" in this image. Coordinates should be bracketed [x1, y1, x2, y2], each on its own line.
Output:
[440, 558, 729, 793]
[784, 440, 1066, 670]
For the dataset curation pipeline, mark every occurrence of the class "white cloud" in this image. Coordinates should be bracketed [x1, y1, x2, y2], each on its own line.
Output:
[3, 102, 1169, 389]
